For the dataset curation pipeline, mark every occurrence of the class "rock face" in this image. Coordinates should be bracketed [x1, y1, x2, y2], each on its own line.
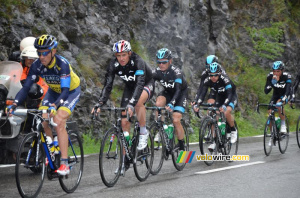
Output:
[0, 0, 299, 132]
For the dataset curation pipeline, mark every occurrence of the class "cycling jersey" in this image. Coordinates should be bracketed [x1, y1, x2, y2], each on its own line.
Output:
[264, 72, 291, 103]
[291, 71, 300, 99]
[198, 74, 237, 109]
[152, 64, 188, 111]
[194, 65, 226, 103]
[99, 52, 153, 107]
[15, 55, 80, 107]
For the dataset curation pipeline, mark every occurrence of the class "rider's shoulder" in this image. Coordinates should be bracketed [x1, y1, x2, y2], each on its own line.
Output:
[282, 72, 291, 78]
[56, 55, 70, 67]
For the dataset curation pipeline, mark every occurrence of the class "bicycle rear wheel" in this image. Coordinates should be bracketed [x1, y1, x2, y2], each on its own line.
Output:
[278, 116, 289, 154]
[199, 117, 216, 166]
[172, 120, 189, 171]
[224, 121, 239, 156]
[15, 132, 45, 198]
[149, 123, 165, 175]
[133, 132, 154, 181]
[99, 128, 122, 187]
[264, 118, 273, 156]
[296, 116, 300, 148]
[59, 131, 84, 193]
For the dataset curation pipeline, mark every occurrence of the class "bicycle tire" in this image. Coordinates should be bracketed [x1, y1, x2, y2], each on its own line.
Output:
[264, 118, 273, 156]
[15, 132, 45, 198]
[278, 116, 289, 154]
[133, 132, 154, 181]
[99, 128, 122, 187]
[171, 120, 189, 171]
[59, 131, 84, 193]
[199, 116, 216, 166]
[149, 123, 165, 175]
[296, 116, 300, 148]
[224, 121, 239, 157]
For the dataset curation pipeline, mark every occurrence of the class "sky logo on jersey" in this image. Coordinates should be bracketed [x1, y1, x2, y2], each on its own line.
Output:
[120, 75, 136, 81]
[274, 83, 286, 88]
[161, 81, 175, 88]
[176, 151, 196, 163]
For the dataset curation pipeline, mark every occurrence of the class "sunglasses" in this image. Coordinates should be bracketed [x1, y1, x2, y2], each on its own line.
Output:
[157, 60, 169, 65]
[37, 50, 52, 57]
[209, 73, 219, 77]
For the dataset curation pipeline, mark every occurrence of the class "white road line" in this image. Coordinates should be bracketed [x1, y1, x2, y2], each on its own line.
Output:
[0, 164, 15, 168]
[195, 161, 265, 174]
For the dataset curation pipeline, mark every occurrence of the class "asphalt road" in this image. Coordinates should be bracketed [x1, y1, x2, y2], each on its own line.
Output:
[1, 133, 300, 198]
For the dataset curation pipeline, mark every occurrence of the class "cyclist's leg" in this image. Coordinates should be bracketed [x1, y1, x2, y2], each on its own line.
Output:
[120, 88, 132, 132]
[276, 98, 287, 132]
[225, 96, 238, 143]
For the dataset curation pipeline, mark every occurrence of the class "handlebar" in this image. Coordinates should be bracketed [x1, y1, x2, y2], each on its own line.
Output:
[256, 101, 284, 115]
[92, 106, 132, 122]
[11, 109, 57, 127]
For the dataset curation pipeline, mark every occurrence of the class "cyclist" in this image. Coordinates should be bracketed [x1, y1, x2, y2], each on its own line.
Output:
[195, 62, 238, 149]
[7, 34, 81, 175]
[290, 70, 300, 103]
[92, 40, 154, 151]
[192, 55, 227, 109]
[152, 48, 188, 151]
[264, 61, 291, 134]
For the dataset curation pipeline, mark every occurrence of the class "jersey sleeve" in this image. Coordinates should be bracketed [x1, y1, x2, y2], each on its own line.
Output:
[168, 68, 184, 106]
[264, 73, 273, 95]
[194, 70, 208, 102]
[197, 77, 210, 104]
[291, 72, 300, 98]
[99, 60, 116, 104]
[223, 76, 233, 106]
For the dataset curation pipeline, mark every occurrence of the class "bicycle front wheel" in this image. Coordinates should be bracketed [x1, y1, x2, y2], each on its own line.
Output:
[59, 131, 84, 193]
[15, 132, 45, 198]
[149, 123, 165, 175]
[278, 116, 289, 154]
[172, 120, 189, 171]
[99, 128, 122, 187]
[264, 118, 273, 156]
[199, 116, 216, 166]
[296, 116, 300, 148]
[133, 132, 154, 181]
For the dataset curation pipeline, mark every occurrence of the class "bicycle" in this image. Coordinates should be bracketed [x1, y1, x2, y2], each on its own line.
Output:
[14, 109, 84, 198]
[292, 100, 300, 148]
[95, 107, 154, 187]
[196, 103, 238, 166]
[147, 106, 189, 174]
[256, 101, 289, 156]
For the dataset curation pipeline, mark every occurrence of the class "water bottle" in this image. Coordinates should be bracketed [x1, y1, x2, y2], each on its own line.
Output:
[275, 117, 281, 130]
[53, 136, 60, 154]
[167, 124, 174, 139]
[123, 131, 132, 146]
[218, 118, 226, 135]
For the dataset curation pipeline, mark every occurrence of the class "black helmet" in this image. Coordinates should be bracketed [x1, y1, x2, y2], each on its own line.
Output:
[156, 48, 172, 60]
[34, 34, 57, 50]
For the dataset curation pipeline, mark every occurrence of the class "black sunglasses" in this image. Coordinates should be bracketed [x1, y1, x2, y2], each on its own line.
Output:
[209, 73, 219, 77]
[157, 60, 169, 65]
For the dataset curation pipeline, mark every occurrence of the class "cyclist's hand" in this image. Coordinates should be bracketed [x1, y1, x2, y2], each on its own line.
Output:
[219, 105, 227, 112]
[126, 104, 134, 117]
[6, 103, 17, 115]
[166, 103, 174, 112]
[276, 101, 283, 107]
[48, 106, 57, 117]
[91, 103, 103, 115]
[192, 104, 199, 112]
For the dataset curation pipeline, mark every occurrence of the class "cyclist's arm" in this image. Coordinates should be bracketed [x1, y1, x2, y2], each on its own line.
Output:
[291, 72, 300, 97]
[197, 78, 209, 104]
[194, 71, 207, 102]
[99, 60, 116, 104]
[223, 78, 234, 106]
[281, 73, 292, 103]
[264, 74, 273, 94]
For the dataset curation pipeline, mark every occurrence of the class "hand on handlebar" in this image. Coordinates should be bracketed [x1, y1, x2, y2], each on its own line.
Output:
[126, 104, 134, 118]
[48, 106, 57, 117]
[166, 103, 174, 112]
[6, 103, 17, 115]
[219, 105, 227, 112]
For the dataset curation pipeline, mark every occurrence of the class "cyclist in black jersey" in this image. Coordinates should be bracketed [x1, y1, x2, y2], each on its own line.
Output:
[152, 48, 188, 151]
[264, 61, 291, 133]
[7, 35, 81, 175]
[194, 62, 238, 149]
[92, 40, 154, 151]
[290, 70, 300, 103]
[192, 55, 227, 107]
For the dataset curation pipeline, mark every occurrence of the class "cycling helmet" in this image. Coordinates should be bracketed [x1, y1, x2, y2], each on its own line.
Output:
[20, 37, 35, 51]
[272, 61, 285, 70]
[206, 55, 218, 68]
[34, 34, 57, 50]
[112, 40, 131, 53]
[21, 46, 38, 60]
[156, 48, 172, 60]
[209, 62, 221, 73]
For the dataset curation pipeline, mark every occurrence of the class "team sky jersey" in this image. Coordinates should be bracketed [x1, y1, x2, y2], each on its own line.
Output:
[99, 52, 153, 106]
[194, 65, 226, 102]
[152, 64, 188, 106]
[264, 72, 291, 102]
[15, 55, 80, 106]
[291, 70, 300, 99]
[198, 74, 236, 106]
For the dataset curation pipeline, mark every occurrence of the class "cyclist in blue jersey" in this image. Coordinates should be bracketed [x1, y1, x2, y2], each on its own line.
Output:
[92, 40, 154, 152]
[7, 34, 81, 175]
[264, 61, 291, 134]
[152, 48, 188, 151]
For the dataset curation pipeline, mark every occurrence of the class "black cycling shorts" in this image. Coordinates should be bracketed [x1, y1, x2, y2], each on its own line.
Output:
[157, 88, 188, 113]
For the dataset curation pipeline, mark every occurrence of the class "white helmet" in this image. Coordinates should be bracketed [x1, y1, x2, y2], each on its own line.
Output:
[21, 46, 38, 60]
[20, 37, 36, 51]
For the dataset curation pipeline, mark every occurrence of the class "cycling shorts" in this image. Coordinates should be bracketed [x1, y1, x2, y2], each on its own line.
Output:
[215, 93, 238, 110]
[158, 88, 188, 114]
[39, 86, 81, 115]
